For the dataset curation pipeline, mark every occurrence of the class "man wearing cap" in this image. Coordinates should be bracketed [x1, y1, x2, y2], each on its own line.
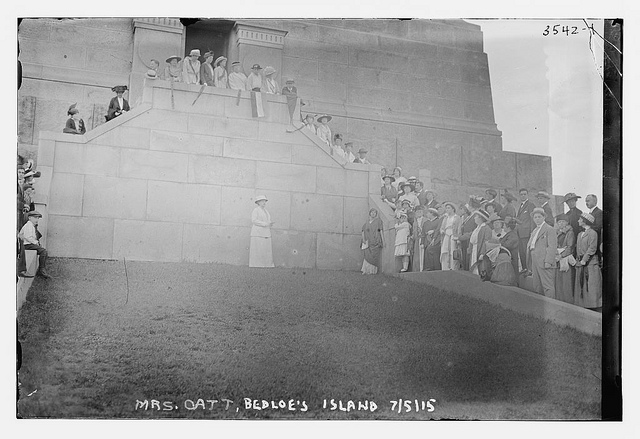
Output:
[18, 210, 51, 278]
[515, 188, 536, 273]
[228, 61, 247, 91]
[106, 85, 130, 121]
[353, 148, 370, 164]
[200, 51, 215, 86]
[563, 193, 583, 239]
[247, 64, 263, 92]
[63, 104, 86, 134]
[183, 49, 201, 85]
[213, 56, 228, 88]
[536, 191, 554, 226]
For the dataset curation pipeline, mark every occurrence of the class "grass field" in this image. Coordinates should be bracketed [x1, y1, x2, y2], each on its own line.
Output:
[17, 258, 601, 420]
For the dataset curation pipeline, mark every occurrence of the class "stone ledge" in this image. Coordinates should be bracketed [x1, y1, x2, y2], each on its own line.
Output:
[395, 270, 602, 336]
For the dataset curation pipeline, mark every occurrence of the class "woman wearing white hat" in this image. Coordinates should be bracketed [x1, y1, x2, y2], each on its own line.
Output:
[213, 56, 228, 88]
[262, 66, 280, 94]
[250, 195, 275, 268]
[183, 49, 201, 85]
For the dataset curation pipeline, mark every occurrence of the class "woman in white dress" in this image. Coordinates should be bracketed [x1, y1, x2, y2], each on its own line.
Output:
[249, 195, 275, 267]
[213, 56, 228, 88]
[316, 114, 333, 146]
[469, 209, 492, 275]
[262, 66, 280, 94]
[439, 202, 461, 270]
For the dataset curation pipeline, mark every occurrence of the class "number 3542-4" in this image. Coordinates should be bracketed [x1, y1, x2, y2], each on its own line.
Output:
[543, 25, 581, 36]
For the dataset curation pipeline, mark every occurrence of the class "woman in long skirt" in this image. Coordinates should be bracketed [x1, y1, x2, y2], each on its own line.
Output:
[361, 208, 385, 274]
[422, 207, 442, 270]
[554, 213, 576, 304]
[574, 213, 602, 309]
[249, 195, 275, 267]
[469, 209, 492, 275]
[440, 202, 461, 270]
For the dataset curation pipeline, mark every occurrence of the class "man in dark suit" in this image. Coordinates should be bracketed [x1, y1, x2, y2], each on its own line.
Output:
[536, 191, 554, 226]
[585, 194, 603, 259]
[563, 192, 583, 239]
[515, 188, 536, 272]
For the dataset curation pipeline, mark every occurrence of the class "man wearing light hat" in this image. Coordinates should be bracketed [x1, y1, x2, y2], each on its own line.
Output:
[563, 192, 583, 238]
[106, 85, 130, 121]
[536, 191, 554, 226]
[183, 49, 201, 85]
[200, 51, 215, 86]
[246, 64, 263, 92]
[353, 147, 370, 164]
[18, 210, 51, 278]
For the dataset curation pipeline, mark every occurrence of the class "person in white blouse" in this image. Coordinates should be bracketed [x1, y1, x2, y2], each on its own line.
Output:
[213, 56, 228, 88]
[18, 210, 51, 278]
[316, 115, 333, 147]
[250, 195, 275, 268]
[262, 66, 280, 94]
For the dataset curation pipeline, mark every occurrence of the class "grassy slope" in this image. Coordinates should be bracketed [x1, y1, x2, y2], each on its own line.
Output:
[17, 258, 601, 419]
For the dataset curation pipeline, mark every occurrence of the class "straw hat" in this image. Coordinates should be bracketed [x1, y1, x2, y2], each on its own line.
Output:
[166, 55, 182, 63]
[263, 66, 276, 76]
[473, 209, 489, 221]
[317, 114, 332, 123]
[254, 195, 268, 204]
[214, 56, 227, 66]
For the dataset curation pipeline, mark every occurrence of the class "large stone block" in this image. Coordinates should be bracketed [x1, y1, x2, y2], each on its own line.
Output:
[182, 224, 250, 265]
[316, 167, 346, 196]
[341, 19, 410, 39]
[349, 48, 410, 74]
[290, 192, 343, 233]
[147, 181, 221, 225]
[460, 63, 491, 86]
[280, 20, 319, 41]
[220, 186, 258, 228]
[85, 47, 133, 75]
[317, 25, 378, 47]
[20, 39, 86, 70]
[256, 162, 316, 193]
[113, 219, 183, 262]
[343, 197, 370, 235]
[150, 130, 223, 156]
[89, 126, 150, 149]
[408, 20, 456, 48]
[317, 62, 349, 85]
[462, 147, 517, 189]
[410, 95, 464, 119]
[124, 109, 189, 132]
[223, 137, 292, 163]
[282, 56, 319, 81]
[252, 189, 292, 230]
[344, 169, 369, 198]
[286, 79, 347, 103]
[188, 155, 256, 188]
[54, 142, 120, 177]
[347, 87, 409, 112]
[516, 153, 553, 193]
[377, 35, 437, 58]
[47, 215, 115, 259]
[471, 133, 502, 151]
[37, 139, 55, 167]
[272, 229, 317, 268]
[83, 175, 147, 220]
[283, 37, 348, 65]
[18, 19, 53, 40]
[316, 233, 362, 271]
[380, 71, 442, 98]
[49, 19, 133, 49]
[291, 143, 342, 168]
[462, 101, 495, 123]
[18, 96, 36, 145]
[48, 172, 84, 216]
[189, 114, 259, 139]
[120, 149, 189, 183]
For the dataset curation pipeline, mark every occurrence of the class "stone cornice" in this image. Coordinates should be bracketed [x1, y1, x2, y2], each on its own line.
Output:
[234, 21, 288, 49]
[133, 18, 184, 34]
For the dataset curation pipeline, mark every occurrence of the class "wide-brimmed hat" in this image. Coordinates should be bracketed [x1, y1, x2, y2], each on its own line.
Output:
[112, 85, 128, 93]
[473, 209, 489, 221]
[317, 114, 332, 123]
[382, 174, 395, 182]
[166, 55, 181, 63]
[580, 212, 595, 225]
[27, 210, 42, 218]
[443, 201, 457, 212]
[285, 78, 295, 84]
[358, 148, 368, 154]
[67, 103, 79, 115]
[145, 69, 158, 79]
[531, 207, 546, 217]
[536, 191, 551, 200]
[231, 61, 240, 66]
[427, 207, 439, 216]
[563, 192, 581, 203]
[400, 182, 412, 189]
[214, 56, 227, 66]
[254, 195, 268, 204]
[263, 66, 276, 76]
[485, 188, 498, 198]
[251, 64, 262, 70]
[488, 213, 504, 225]
[203, 51, 214, 59]
[189, 49, 201, 57]
[555, 213, 569, 223]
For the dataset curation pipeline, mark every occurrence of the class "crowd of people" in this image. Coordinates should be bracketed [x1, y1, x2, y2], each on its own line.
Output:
[16, 155, 50, 279]
[361, 174, 604, 311]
